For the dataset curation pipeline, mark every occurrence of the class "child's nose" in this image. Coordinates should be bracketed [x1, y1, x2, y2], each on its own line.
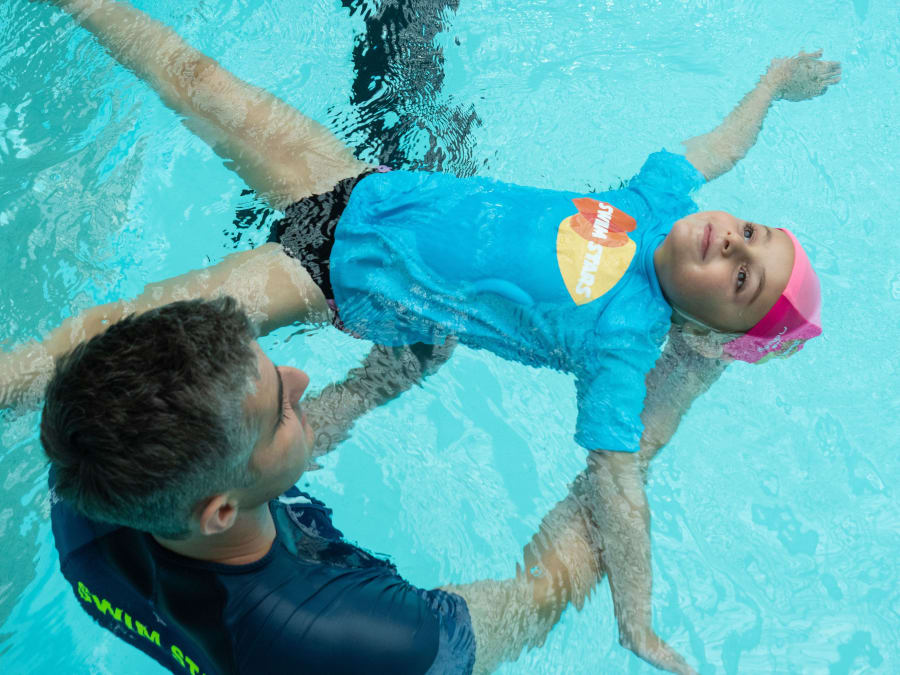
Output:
[720, 230, 741, 257]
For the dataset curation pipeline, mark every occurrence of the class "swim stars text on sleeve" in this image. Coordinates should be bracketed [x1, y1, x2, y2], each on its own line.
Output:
[329, 150, 706, 452]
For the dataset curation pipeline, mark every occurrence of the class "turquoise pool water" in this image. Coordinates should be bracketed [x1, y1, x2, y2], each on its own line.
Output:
[1, 0, 898, 672]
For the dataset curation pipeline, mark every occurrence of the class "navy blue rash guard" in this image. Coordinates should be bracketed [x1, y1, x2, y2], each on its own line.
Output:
[50, 481, 476, 675]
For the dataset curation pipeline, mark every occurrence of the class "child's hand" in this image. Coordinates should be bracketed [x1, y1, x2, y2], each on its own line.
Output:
[764, 49, 841, 102]
[620, 626, 699, 675]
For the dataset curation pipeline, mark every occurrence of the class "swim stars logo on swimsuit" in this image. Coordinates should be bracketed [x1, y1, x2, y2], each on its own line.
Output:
[556, 198, 637, 305]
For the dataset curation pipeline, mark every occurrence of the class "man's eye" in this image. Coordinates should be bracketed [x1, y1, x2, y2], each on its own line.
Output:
[737, 267, 747, 290]
[277, 393, 292, 428]
[743, 223, 754, 240]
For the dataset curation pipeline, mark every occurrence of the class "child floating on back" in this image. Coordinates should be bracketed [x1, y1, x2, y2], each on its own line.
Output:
[4, 1, 840, 672]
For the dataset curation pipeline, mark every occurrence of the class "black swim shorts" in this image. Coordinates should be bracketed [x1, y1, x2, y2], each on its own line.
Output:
[267, 166, 391, 300]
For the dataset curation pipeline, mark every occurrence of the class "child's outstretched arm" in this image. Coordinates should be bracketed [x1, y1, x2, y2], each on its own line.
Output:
[447, 333, 727, 673]
[683, 50, 841, 181]
[46, 0, 368, 209]
[588, 331, 729, 673]
[578, 450, 698, 674]
[447, 450, 696, 675]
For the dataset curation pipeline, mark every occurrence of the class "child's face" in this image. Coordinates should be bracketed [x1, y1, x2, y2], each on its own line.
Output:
[654, 211, 794, 332]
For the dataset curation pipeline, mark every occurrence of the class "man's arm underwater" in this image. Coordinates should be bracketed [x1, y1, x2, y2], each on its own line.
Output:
[683, 50, 840, 181]
[303, 340, 455, 461]
[0, 242, 453, 431]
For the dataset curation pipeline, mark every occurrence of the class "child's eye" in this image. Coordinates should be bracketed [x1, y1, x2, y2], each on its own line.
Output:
[736, 266, 747, 290]
[743, 223, 755, 241]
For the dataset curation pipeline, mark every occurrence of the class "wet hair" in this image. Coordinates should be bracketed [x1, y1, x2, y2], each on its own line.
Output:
[41, 297, 260, 539]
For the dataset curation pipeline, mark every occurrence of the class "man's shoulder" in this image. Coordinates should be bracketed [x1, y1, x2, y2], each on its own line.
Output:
[220, 489, 448, 674]
[50, 485, 455, 674]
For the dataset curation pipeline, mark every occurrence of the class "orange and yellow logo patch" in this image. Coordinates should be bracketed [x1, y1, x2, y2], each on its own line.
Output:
[556, 198, 637, 305]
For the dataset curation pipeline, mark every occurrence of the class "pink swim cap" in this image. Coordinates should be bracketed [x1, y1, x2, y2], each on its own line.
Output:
[722, 229, 822, 364]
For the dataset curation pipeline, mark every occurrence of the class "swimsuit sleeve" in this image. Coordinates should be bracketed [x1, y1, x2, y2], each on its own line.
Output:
[626, 149, 706, 219]
[229, 563, 476, 675]
[573, 352, 651, 453]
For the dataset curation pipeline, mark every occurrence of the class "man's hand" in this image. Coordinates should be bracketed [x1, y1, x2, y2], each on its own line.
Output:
[763, 49, 841, 102]
[389, 338, 457, 382]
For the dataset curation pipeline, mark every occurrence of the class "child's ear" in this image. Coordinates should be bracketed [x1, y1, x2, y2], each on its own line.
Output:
[680, 322, 728, 360]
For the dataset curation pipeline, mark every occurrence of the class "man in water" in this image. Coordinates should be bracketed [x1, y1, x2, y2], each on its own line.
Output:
[43, 296, 606, 674]
[7, 0, 840, 671]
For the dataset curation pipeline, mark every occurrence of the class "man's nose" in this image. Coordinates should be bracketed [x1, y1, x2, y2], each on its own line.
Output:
[284, 367, 310, 403]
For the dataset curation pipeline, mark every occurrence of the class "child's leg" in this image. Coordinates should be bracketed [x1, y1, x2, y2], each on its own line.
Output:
[56, 0, 370, 210]
[0, 243, 328, 409]
[267, 168, 387, 304]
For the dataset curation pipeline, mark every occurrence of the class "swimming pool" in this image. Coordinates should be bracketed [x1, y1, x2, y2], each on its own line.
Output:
[1, 0, 898, 672]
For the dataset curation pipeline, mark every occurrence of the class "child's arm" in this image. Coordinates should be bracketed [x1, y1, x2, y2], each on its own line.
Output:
[479, 332, 723, 673]
[588, 332, 727, 671]
[449, 335, 724, 673]
[447, 450, 696, 675]
[683, 50, 840, 181]
[47, 0, 368, 208]
[578, 450, 697, 674]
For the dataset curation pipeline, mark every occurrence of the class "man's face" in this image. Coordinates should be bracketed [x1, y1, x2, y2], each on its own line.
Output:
[654, 210, 794, 332]
[235, 344, 314, 508]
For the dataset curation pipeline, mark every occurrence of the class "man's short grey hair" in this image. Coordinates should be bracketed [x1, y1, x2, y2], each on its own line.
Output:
[41, 297, 262, 539]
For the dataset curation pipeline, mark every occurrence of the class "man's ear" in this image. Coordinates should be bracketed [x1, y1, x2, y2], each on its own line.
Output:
[680, 322, 729, 360]
[194, 494, 239, 536]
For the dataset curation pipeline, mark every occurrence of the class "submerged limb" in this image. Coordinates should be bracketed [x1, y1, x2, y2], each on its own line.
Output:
[303, 338, 456, 460]
[0, 244, 327, 409]
[578, 451, 697, 675]
[51, 0, 369, 208]
[449, 450, 697, 674]
[683, 49, 840, 181]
